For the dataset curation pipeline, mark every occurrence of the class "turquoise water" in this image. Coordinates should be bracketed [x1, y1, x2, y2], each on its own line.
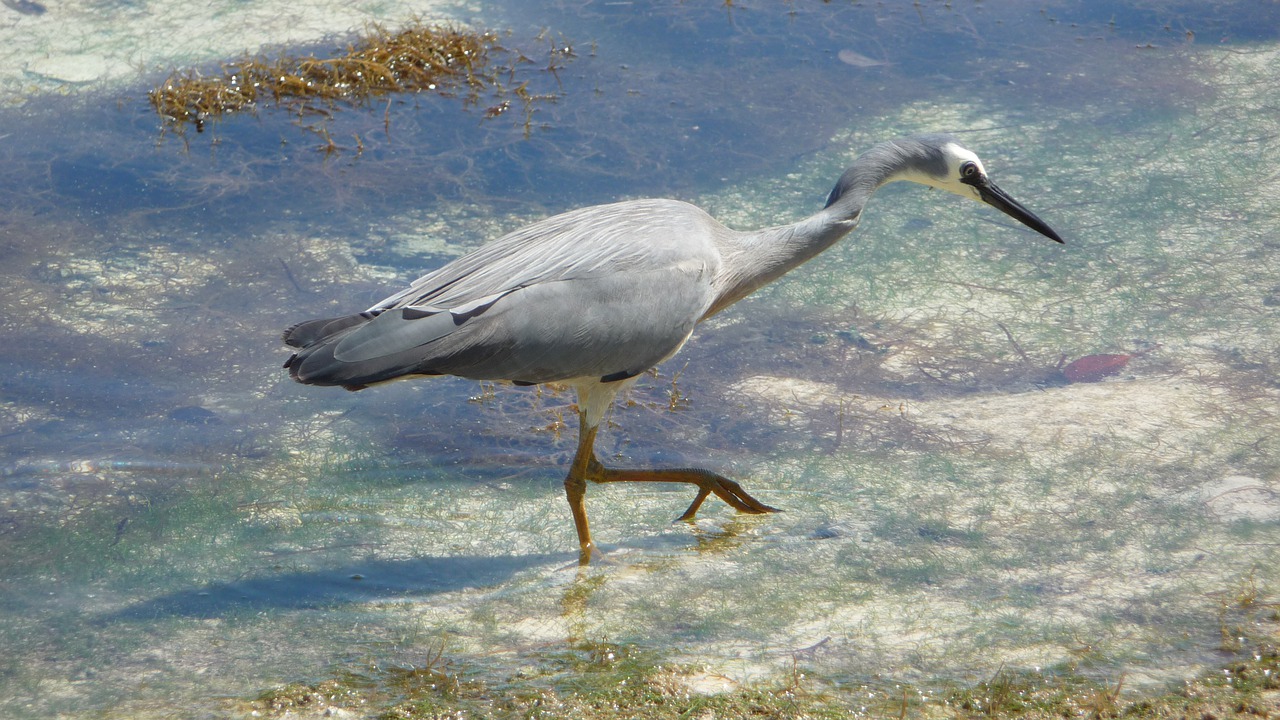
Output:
[2, 1, 1280, 717]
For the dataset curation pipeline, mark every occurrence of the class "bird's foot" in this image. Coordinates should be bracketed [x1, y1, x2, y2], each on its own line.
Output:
[675, 473, 780, 522]
[587, 463, 777, 521]
[576, 541, 608, 567]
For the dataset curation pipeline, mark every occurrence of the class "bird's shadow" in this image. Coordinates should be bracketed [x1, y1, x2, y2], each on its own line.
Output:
[99, 521, 780, 625]
[100, 552, 575, 623]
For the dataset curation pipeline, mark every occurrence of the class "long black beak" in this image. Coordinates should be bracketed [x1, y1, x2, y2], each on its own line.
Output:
[974, 179, 1064, 244]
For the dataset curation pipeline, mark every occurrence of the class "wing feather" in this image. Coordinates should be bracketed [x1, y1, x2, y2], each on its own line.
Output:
[366, 199, 718, 313]
[333, 291, 513, 363]
[286, 198, 728, 389]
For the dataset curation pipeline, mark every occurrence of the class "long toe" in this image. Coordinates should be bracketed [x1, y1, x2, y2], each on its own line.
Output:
[676, 488, 714, 522]
[714, 476, 780, 515]
[679, 475, 780, 520]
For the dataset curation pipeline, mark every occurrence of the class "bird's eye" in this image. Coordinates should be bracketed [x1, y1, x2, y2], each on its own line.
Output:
[959, 161, 979, 179]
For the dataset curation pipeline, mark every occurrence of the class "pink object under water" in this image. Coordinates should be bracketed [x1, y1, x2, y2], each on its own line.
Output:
[1062, 353, 1133, 383]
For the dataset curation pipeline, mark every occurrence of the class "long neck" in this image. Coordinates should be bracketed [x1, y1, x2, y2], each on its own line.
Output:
[704, 169, 882, 318]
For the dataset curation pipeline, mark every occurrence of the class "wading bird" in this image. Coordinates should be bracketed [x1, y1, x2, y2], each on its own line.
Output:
[284, 134, 1064, 563]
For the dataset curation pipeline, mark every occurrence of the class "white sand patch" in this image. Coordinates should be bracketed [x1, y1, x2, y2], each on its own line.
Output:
[731, 373, 1251, 454]
[1190, 475, 1280, 523]
[0, 0, 470, 104]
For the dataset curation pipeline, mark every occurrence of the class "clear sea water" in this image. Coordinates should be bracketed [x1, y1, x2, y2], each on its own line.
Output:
[2, 1, 1279, 717]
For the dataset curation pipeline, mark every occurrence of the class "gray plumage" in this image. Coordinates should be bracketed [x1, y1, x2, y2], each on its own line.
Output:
[286, 198, 726, 392]
[283, 134, 1063, 562]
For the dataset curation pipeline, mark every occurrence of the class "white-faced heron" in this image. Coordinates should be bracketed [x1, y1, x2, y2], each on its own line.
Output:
[283, 134, 1064, 563]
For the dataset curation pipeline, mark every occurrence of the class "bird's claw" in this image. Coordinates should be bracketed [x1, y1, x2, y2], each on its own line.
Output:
[676, 476, 779, 522]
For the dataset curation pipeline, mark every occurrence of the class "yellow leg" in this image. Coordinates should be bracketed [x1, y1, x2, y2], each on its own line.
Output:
[565, 419, 600, 565]
[562, 412, 778, 564]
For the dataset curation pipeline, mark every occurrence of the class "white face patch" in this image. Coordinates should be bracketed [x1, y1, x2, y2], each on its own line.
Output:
[940, 142, 987, 201]
[879, 138, 990, 203]
[943, 142, 986, 178]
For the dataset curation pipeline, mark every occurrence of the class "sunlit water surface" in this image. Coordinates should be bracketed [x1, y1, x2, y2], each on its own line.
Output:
[2, 0, 1279, 717]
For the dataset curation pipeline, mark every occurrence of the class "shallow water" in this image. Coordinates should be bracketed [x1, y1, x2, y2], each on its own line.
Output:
[2, 0, 1280, 717]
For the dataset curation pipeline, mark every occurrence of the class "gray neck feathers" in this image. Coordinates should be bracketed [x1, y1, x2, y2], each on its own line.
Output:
[823, 135, 953, 215]
[706, 135, 956, 317]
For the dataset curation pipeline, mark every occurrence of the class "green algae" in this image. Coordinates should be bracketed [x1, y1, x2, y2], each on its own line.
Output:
[239, 605, 1280, 719]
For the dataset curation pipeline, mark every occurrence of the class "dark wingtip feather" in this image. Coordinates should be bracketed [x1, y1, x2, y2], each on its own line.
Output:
[282, 314, 370, 349]
[282, 323, 305, 347]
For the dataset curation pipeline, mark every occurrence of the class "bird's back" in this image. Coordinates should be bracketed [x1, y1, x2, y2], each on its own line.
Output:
[284, 199, 729, 390]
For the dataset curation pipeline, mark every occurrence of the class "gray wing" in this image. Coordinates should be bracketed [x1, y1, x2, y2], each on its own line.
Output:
[284, 199, 725, 389]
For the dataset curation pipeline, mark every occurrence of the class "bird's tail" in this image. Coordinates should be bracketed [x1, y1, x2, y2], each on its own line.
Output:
[283, 313, 429, 390]
[282, 314, 370, 349]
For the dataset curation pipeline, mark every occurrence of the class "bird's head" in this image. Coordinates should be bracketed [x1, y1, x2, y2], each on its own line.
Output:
[892, 135, 1065, 244]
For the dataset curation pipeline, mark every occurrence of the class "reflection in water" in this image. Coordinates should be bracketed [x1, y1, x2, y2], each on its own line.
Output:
[1, 1, 1279, 717]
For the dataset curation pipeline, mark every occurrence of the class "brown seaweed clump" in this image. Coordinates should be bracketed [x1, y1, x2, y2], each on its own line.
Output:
[149, 21, 562, 136]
